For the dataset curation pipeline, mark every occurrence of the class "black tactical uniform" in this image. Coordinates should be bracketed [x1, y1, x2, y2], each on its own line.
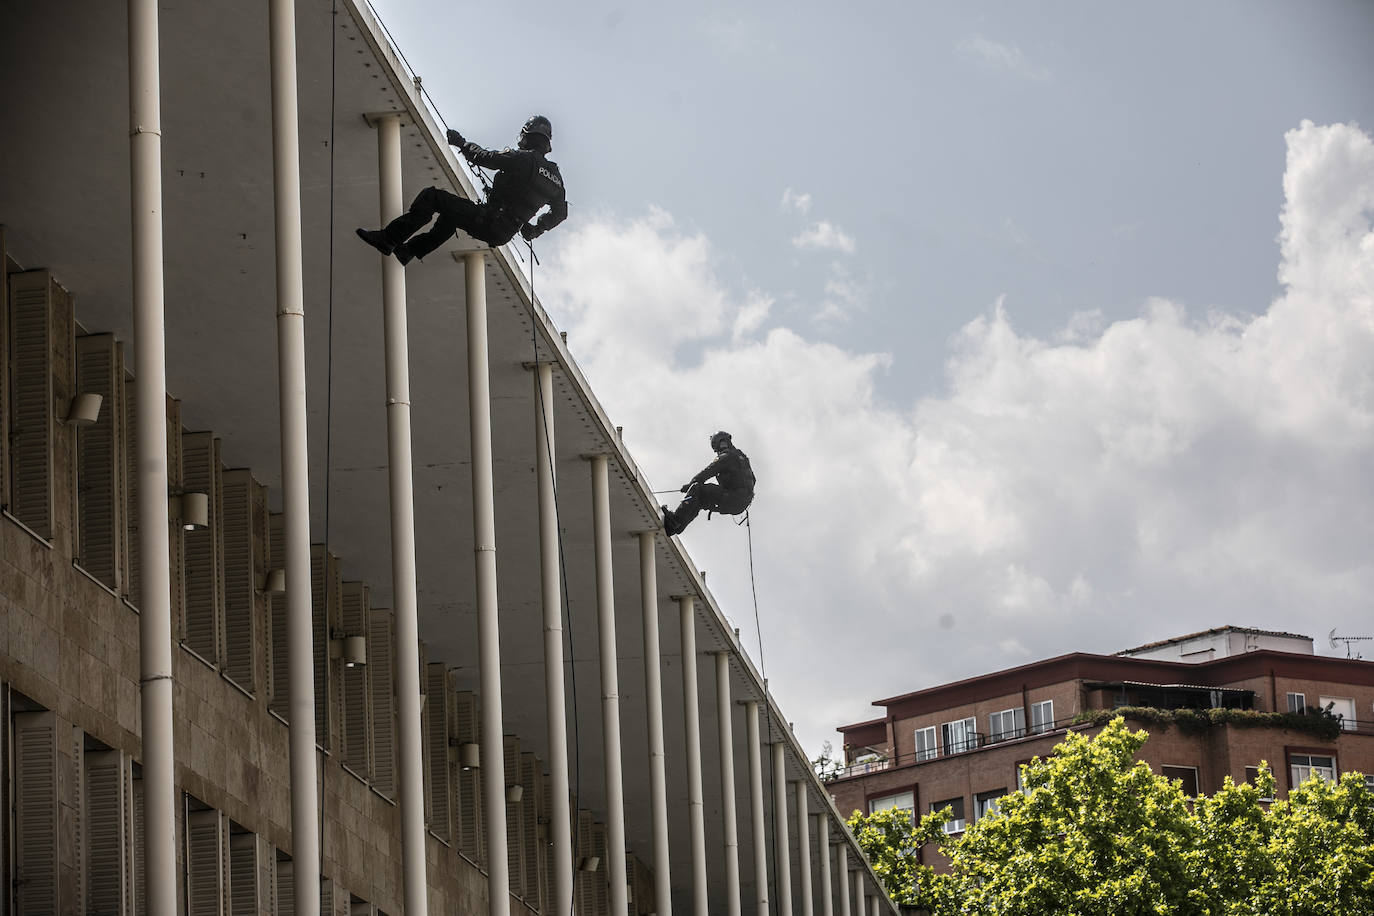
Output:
[663, 432, 756, 536]
[357, 115, 567, 263]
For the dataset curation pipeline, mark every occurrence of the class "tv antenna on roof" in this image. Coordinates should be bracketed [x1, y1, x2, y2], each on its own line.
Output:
[1328, 628, 1372, 659]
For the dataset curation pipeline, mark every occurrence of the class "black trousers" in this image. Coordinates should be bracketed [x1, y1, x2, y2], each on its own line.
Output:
[670, 483, 753, 531]
[381, 186, 519, 258]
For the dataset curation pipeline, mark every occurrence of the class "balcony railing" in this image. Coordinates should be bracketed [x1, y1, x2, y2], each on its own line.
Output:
[831, 717, 1079, 780]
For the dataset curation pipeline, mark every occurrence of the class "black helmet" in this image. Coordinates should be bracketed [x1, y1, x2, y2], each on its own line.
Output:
[520, 115, 553, 146]
[710, 430, 732, 451]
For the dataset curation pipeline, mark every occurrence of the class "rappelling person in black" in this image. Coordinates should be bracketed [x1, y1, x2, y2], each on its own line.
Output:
[662, 432, 756, 536]
[356, 114, 567, 264]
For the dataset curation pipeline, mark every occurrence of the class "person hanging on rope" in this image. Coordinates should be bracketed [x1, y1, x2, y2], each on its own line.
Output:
[662, 431, 755, 536]
[356, 114, 568, 265]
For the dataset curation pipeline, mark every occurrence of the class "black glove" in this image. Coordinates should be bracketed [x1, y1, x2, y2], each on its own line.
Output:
[520, 223, 543, 242]
[445, 128, 466, 147]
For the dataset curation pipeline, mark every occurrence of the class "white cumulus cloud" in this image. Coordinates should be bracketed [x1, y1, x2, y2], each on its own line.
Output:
[781, 187, 812, 214]
[540, 121, 1374, 755]
[957, 35, 1050, 81]
[792, 220, 857, 253]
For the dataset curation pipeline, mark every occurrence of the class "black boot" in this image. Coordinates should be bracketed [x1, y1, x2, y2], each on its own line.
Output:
[662, 506, 683, 536]
[356, 228, 394, 256]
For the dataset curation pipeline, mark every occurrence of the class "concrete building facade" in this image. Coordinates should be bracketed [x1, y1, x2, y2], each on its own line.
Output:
[0, 2, 895, 915]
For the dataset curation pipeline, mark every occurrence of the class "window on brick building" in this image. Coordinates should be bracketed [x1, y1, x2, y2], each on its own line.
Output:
[1244, 766, 1275, 801]
[988, 707, 1024, 742]
[931, 796, 965, 834]
[914, 726, 937, 762]
[1286, 692, 1306, 714]
[1318, 696, 1356, 730]
[974, 789, 1006, 821]
[1030, 700, 1054, 734]
[869, 790, 915, 822]
[1289, 754, 1336, 787]
[941, 717, 978, 754]
[1015, 758, 1034, 795]
[1161, 765, 1199, 797]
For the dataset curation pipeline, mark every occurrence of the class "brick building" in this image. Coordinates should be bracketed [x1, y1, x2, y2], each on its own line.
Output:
[829, 627, 1374, 849]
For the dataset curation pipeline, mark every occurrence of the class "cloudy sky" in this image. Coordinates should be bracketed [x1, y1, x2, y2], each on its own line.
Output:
[367, 0, 1374, 754]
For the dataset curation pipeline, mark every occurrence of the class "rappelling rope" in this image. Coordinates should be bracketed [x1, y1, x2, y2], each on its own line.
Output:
[526, 239, 583, 916]
[744, 508, 784, 906]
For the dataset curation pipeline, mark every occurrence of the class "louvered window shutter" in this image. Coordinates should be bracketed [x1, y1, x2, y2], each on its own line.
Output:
[540, 771, 556, 912]
[0, 227, 9, 507]
[591, 822, 609, 916]
[454, 690, 484, 862]
[182, 432, 223, 664]
[249, 480, 269, 691]
[519, 752, 543, 910]
[574, 810, 595, 916]
[275, 857, 294, 916]
[123, 376, 140, 607]
[75, 334, 124, 588]
[68, 724, 87, 910]
[132, 771, 146, 916]
[86, 749, 132, 916]
[115, 353, 130, 596]
[15, 710, 59, 913]
[310, 546, 337, 749]
[417, 641, 430, 821]
[8, 270, 55, 537]
[320, 877, 351, 916]
[367, 606, 396, 799]
[186, 807, 225, 915]
[220, 469, 260, 691]
[227, 829, 263, 916]
[503, 736, 524, 899]
[166, 401, 185, 639]
[267, 514, 288, 718]
[340, 582, 372, 778]
[424, 663, 452, 842]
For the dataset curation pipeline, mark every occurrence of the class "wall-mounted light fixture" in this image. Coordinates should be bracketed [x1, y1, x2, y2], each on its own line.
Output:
[449, 738, 480, 770]
[505, 784, 524, 804]
[328, 631, 367, 667]
[65, 393, 103, 427]
[260, 568, 287, 595]
[168, 491, 209, 531]
[578, 856, 600, 873]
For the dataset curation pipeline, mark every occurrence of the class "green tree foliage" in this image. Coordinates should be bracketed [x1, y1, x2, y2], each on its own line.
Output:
[845, 718, 1374, 915]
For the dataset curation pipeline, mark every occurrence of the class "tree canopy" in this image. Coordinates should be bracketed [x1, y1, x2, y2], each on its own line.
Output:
[846, 718, 1374, 915]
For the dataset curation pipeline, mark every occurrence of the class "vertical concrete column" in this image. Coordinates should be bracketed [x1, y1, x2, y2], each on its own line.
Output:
[746, 701, 769, 916]
[590, 455, 629, 916]
[773, 744, 793, 916]
[818, 818, 832, 916]
[714, 653, 741, 916]
[128, 2, 175, 913]
[268, 1, 319, 912]
[534, 362, 573, 916]
[463, 251, 509, 916]
[678, 597, 707, 916]
[639, 533, 672, 915]
[851, 871, 864, 916]
[795, 784, 812, 916]
[837, 851, 850, 916]
[868, 893, 879, 916]
[373, 113, 427, 916]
